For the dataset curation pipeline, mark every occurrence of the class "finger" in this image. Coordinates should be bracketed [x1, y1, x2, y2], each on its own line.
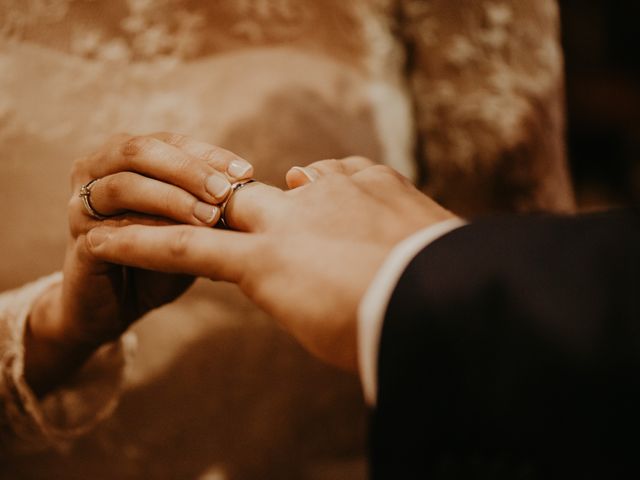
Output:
[85, 225, 254, 283]
[351, 164, 413, 195]
[285, 166, 318, 189]
[68, 195, 182, 238]
[308, 157, 375, 176]
[285, 156, 375, 189]
[87, 173, 220, 226]
[150, 132, 254, 180]
[90, 135, 234, 205]
[351, 165, 406, 204]
[103, 214, 178, 228]
[223, 182, 285, 232]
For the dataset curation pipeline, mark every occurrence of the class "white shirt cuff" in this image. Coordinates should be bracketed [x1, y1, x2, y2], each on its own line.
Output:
[357, 218, 467, 406]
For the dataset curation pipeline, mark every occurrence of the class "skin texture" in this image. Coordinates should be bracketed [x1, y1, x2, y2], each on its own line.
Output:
[86, 156, 457, 372]
[25, 134, 254, 396]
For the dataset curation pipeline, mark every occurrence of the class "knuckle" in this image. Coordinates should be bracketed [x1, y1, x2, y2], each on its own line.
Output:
[175, 152, 192, 169]
[335, 159, 349, 173]
[159, 189, 176, 213]
[151, 131, 172, 141]
[162, 132, 187, 147]
[307, 158, 344, 176]
[370, 164, 393, 175]
[346, 155, 372, 165]
[68, 194, 82, 213]
[67, 195, 77, 212]
[201, 146, 224, 163]
[121, 135, 152, 158]
[108, 132, 132, 145]
[69, 223, 82, 240]
[175, 153, 197, 175]
[324, 159, 342, 171]
[68, 196, 93, 237]
[69, 218, 84, 239]
[309, 158, 332, 169]
[369, 164, 400, 179]
[316, 173, 348, 196]
[165, 190, 192, 219]
[102, 174, 123, 201]
[185, 195, 199, 216]
[168, 228, 193, 257]
[110, 229, 137, 257]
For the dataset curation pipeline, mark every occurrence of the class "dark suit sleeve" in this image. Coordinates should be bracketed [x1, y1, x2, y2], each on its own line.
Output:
[370, 210, 640, 479]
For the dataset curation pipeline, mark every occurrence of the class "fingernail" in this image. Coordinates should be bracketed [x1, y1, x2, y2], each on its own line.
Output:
[87, 227, 112, 248]
[292, 166, 317, 182]
[227, 159, 253, 179]
[205, 175, 231, 200]
[194, 202, 219, 224]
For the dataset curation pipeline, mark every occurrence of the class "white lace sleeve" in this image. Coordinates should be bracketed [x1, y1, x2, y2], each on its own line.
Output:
[0, 273, 136, 453]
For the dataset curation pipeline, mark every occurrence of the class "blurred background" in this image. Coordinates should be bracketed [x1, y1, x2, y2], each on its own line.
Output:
[560, 0, 640, 209]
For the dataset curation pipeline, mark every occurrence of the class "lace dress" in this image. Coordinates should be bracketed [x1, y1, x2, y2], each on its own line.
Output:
[0, 1, 573, 478]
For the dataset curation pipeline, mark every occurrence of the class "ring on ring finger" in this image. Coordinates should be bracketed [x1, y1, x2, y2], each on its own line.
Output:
[79, 178, 112, 220]
[220, 179, 257, 227]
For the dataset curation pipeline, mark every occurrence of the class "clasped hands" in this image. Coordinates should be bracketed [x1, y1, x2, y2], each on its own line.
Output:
[26, 134, 455, 395]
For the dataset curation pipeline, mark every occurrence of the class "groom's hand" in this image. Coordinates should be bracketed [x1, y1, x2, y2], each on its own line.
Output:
[86, 157, 457, 371]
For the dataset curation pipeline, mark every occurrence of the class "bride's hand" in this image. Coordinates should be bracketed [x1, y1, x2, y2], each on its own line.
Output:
[26, 133, 254, 395]
[87, 157, 457, 371]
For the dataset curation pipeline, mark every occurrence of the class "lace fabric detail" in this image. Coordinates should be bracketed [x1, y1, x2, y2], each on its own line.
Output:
[0, 0, 326, 64]
[0, 274, 135, 454]
[401, 0, 574, 213]
[76, 2, 208, 62]
[0, 0, 73, 39]
[230, 0, 310, 43]
[1, 0, 209, 63]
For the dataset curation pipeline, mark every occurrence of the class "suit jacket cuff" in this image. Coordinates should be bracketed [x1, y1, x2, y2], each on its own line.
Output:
[357, 218, 467, 406]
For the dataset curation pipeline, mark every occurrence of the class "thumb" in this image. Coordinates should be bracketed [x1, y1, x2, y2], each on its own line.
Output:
[285, 166, 317, 189]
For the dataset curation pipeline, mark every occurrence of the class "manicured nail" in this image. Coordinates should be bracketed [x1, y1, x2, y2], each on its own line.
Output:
[227, 159, 253, 179]
[291, 166, 317, 183]
[194, 202, 219, 224]
[87, 227, 112, 248]
[205, 175, 231, 200]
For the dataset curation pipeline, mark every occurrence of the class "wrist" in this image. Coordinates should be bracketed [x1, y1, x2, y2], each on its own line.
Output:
[29, 284, 98, 349]
[25, 284, 101, 396]
[28, 283, 65, 345]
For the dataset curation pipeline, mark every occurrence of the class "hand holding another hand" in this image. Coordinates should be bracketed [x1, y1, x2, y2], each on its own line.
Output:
[87, 156, 457, 371]
[26, 133, 254, 395]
